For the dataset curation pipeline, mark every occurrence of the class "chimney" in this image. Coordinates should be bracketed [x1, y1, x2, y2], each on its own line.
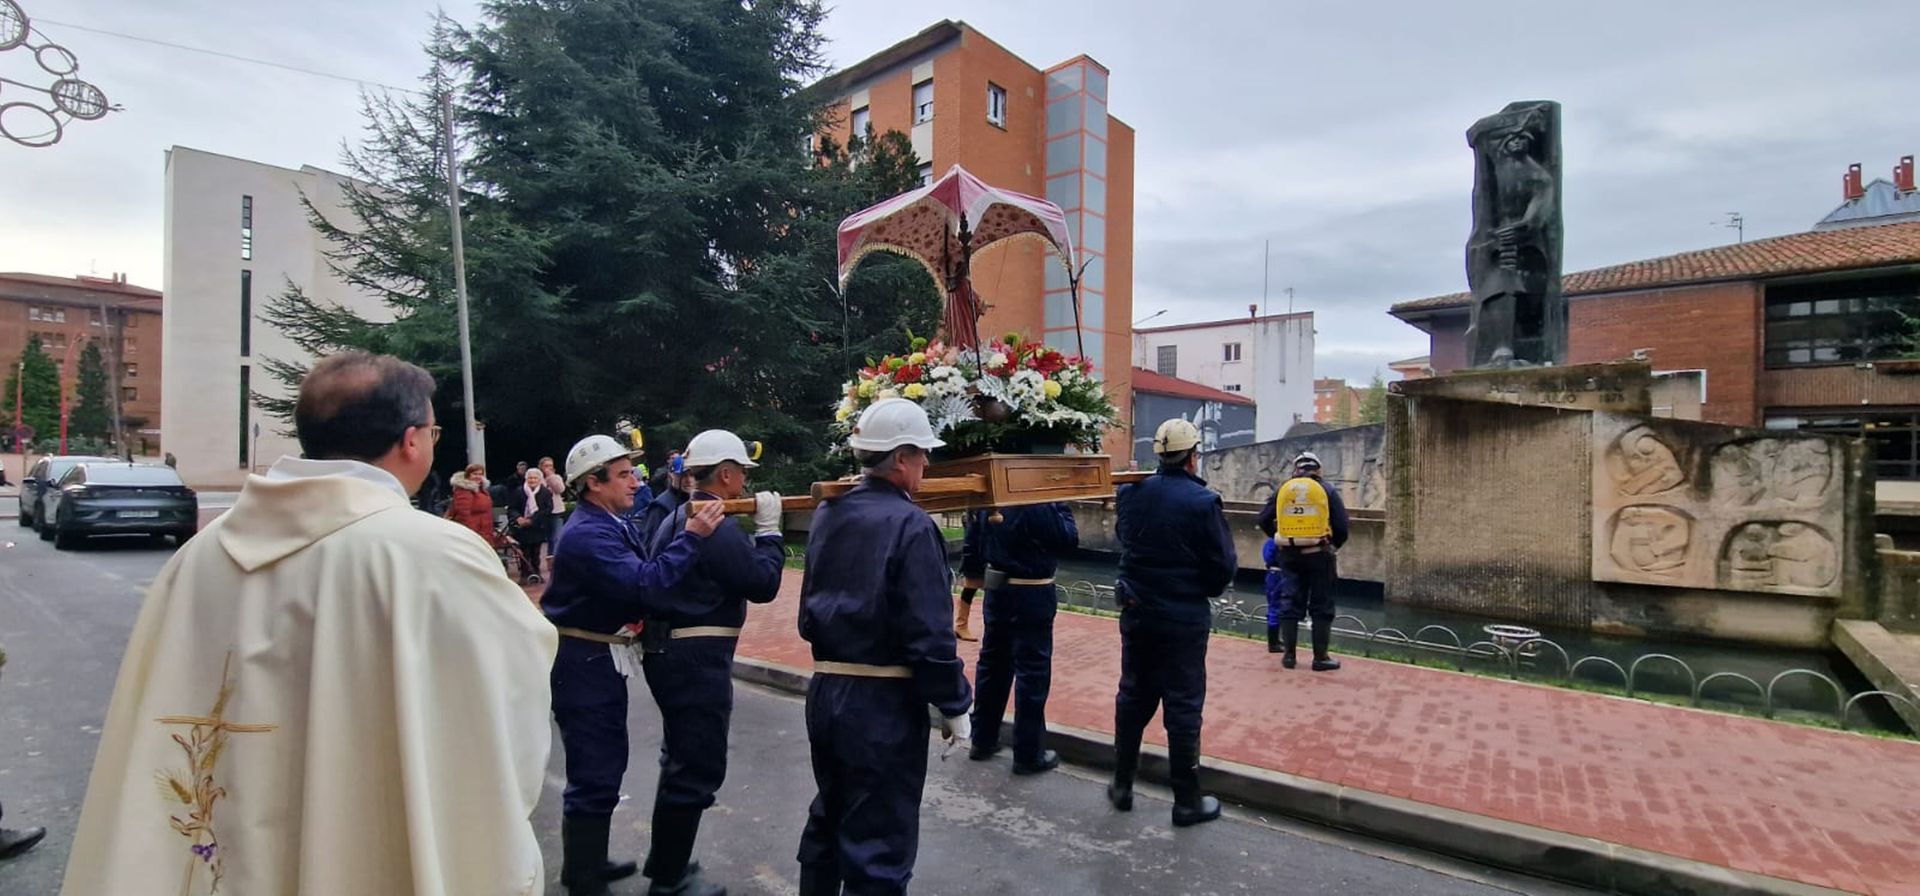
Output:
[1898, 155, 1917, 194]
[1248, 303, 1258, 320]
[1844, 162, 1866, 201]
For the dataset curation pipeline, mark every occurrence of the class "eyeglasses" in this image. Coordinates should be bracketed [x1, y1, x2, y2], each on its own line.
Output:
[421, 424, 443, 444]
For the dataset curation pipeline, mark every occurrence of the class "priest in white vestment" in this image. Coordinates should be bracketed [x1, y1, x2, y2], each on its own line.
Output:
[61, 352, 558, 896]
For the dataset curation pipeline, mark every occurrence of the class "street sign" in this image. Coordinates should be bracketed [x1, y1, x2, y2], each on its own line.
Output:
[13, 424, 33, 444]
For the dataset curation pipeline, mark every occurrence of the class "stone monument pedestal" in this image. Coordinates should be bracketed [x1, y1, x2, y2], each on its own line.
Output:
[1384, 361, 1871, 648]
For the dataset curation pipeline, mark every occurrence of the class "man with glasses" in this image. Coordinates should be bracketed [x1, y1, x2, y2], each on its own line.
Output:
[63, 352, 559, 895]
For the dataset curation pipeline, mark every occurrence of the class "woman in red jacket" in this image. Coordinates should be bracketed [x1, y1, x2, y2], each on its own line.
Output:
[449, 463, 497, 546]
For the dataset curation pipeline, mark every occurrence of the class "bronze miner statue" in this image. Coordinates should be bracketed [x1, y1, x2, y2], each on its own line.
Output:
[1465, 100, 1563, 368]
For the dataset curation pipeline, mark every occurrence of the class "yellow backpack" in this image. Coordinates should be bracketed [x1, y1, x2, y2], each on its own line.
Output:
[1274, 476, 1331, 545]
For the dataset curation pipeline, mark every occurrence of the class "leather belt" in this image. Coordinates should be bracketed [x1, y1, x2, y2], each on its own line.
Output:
[555, 626, 637, 646]
[814, 661, 912, 679]
[670, 626, 742, 639]
[1282, 543, 1325, 554]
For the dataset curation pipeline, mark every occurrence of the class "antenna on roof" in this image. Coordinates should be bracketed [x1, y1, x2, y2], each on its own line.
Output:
[1717, 212, 1744, 243]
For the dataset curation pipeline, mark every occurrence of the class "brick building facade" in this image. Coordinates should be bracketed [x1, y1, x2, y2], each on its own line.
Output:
[0, 272, 163, 452]
[811, 20, 1135, 457]
[1391, 219, 1920, 483]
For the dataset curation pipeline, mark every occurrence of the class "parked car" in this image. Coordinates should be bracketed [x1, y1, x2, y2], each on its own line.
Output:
[18, 455, 113, 531]
[42, 462, 198, 549]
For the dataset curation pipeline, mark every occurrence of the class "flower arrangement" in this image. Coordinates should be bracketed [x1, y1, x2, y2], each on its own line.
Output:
[832, 332, 1120, 455]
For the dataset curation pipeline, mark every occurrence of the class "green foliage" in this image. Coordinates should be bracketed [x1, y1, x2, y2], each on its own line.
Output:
[260, 1, 938, 492]
[1357, 372, 1389, 425]
[1, 335, 60, 441]
[70, 340, 112, 441]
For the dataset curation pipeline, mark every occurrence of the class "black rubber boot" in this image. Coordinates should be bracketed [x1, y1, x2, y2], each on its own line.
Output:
[1266, 624, 1281, 653]
[1311, 618, 1341, 672]
[645, 806, 725, 896]
[1012, 749, 1060, 776]
[798, 863, 843, 896]
[561, 815, 614, 895]
[0, 826, 46, 860]
[1107, 723, 1141, 812]
[1168, 736, 1222, 828]
[1280, 621, 1299, 669]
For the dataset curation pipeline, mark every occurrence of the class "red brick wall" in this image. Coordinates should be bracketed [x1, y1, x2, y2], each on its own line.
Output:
[1565, 282, 1761, 425]
[1420, 281, 1763, 426]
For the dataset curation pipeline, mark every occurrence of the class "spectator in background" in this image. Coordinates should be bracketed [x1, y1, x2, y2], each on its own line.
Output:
[450, 463, 496, 545]
[540, 456, 568, 569]
[512, 468, 555, 584]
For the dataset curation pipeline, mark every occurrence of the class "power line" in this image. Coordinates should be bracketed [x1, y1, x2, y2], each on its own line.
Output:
[34, 17, 420, 95]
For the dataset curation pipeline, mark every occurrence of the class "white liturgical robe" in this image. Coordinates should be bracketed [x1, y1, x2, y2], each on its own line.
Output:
[61, 458, 558, 896]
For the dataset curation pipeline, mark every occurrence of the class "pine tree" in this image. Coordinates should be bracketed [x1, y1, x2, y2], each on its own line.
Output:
[1357, 372, 1390, 425]
[71, 340, 113, 441]
[2, 335, 61, 445]
[260, 2, 938, 491]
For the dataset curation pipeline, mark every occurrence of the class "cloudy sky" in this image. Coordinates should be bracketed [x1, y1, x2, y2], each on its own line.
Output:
[2, 0, 1914, 383]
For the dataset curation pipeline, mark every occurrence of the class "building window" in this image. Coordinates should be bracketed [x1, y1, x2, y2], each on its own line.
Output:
[35, 331, 67, 351]
[1223, 342, 1243, 362]
[1156, 345, 1178, 376]
[124, 336, 137, 355]
[240, 270, 253, 357]
[917, 163, 933, 186]
[241, 194, 254, 261]
[850, 106, 870, 144]
[121, 386, 138, 402]
[125, 314, 136, 329]
[1770, 410, 1920, 480]
[1763, 274, 1920, 367]
[239, 366, 251, 468]
[1224, 384, 1242, 392]
[27, 306, 65, 323]
[912, 80, 934, 123]
[89, 310, 104, 327]
[987, 83, 1007, 126]
[124, 363, 138, 379]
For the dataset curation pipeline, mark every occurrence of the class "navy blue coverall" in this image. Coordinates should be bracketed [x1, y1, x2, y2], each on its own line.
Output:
[1112, 463, 1237, 786]
[638, 492, 785, 880]
[1255, 476, 1350, 623]
[969, 502, 1078, 763]
[796, 478, 973, 896]
[633, 485, 686, 553]
[543, 502, 705, 818]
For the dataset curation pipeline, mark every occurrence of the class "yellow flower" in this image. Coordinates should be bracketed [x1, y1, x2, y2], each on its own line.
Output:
[904, 383, 928, 399]
[1043, 379, 1063, 399]
[835, 399, 856, 421]
[908, 352, 927, 365]
[857, 380, 877, 398]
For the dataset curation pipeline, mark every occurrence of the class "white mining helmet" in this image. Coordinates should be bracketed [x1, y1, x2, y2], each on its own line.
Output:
[1152, 418, 1202, 454]
[847, 398, 945, 452]
[565, 433, 640, 487]
[682, 429, 760, 469]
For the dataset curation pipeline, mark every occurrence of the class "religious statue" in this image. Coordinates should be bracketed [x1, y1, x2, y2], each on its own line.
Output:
[1464, 101, 1564, 368]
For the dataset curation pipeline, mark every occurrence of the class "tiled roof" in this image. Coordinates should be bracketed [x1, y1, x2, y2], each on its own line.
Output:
[1390, 219, 1920, 316]
[1130, 367, 1256, 406]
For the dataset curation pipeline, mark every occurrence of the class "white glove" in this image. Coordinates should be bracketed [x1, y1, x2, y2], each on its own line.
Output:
[937, 711, 972, 759]
[752, 491, 783, 536]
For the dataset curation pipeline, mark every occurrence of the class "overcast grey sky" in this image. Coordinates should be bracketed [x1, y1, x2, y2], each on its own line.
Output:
[1, 0, 1914, 382]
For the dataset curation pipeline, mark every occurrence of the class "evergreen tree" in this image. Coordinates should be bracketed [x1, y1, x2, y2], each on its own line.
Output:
[261, 2, 938, 491]
[1357, 372, 1389, 425]
[2, 335, 61, 444]
[71, 340, 113, 441]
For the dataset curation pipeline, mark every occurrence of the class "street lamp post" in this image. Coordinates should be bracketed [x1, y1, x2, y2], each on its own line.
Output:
[57, 337, 81, 454]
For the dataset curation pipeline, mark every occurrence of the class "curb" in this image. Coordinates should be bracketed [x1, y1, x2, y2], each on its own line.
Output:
[731, 656, 1850, 896]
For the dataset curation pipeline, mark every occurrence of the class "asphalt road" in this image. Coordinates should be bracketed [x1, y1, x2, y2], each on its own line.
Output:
[0, 525, 1585, 895]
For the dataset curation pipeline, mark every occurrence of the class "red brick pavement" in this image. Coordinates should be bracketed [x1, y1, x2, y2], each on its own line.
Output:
[725, 572, 1920, 896]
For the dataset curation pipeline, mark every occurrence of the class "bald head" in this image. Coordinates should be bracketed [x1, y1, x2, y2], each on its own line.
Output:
[295, 352, 436, 462]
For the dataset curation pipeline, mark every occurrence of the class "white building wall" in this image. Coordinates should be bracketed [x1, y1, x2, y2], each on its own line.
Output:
[162, 147, 389, 488]
[1132, 313, 1315, 442]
